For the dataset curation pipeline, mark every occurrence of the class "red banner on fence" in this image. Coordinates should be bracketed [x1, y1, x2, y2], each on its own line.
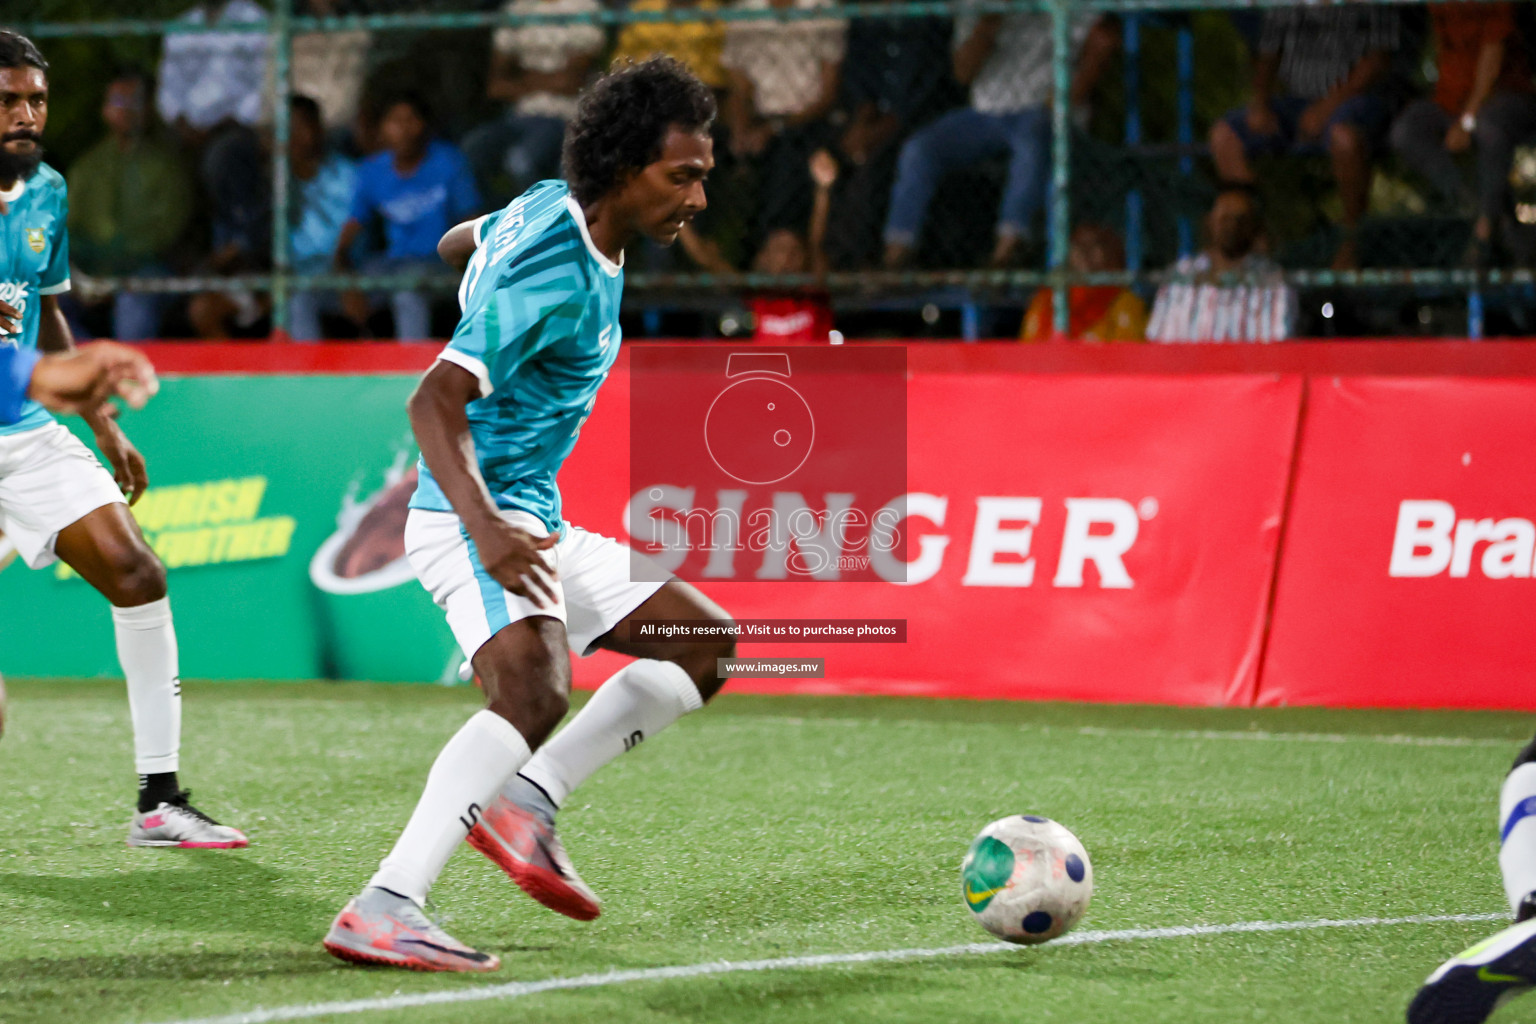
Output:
[1260, 377, 1536, 710]
[563, 355, 1301, 704]
[117, 343, 1536, 708]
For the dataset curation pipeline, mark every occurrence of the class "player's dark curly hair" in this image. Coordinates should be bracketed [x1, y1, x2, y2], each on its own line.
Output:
[0, 30, 47, 74]
[562, 56, 715, 205]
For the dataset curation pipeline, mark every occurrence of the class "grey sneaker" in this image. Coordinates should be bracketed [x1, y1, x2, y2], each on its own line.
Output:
[468, 794, 602, 921]
[324, 886, 501, 972]
[127, 791, 247, 849]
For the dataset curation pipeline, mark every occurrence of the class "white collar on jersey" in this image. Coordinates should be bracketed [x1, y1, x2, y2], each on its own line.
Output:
[565, 196, 624, 278]
[0, 179, 25, 204]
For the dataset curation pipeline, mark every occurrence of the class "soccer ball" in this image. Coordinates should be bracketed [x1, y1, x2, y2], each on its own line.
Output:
[961, 815, 1093, 944]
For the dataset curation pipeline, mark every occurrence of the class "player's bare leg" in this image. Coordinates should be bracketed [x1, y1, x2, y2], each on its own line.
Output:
[326, 617, 569, 971]
[472, 580, 733, 919]
[54, 504, 246, 848]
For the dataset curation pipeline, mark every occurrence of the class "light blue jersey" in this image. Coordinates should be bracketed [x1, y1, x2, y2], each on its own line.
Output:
[0, 163, 70, 437]
[412, 180, 624, 533]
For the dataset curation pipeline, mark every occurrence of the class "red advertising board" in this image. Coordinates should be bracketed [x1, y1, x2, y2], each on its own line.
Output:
[1260, 377, 1536, 710]
[562, 353, 1301, 704]
[118, 342, 1536, 708]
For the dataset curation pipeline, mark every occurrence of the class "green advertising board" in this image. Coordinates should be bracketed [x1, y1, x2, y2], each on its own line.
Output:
[0, 376, 463, 683]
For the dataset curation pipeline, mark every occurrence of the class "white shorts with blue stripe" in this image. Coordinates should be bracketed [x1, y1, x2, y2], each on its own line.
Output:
[405, 507, 669, 660]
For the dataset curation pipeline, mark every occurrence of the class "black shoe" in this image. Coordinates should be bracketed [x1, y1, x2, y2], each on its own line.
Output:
[1407, 917, 1536, 1024]
[1518, 892, 1536, 923]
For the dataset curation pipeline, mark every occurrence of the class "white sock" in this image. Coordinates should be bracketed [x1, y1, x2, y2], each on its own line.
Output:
[112, 597, 181, 775]
[371, 709, 532, 905]
[518, 660, 702, 807]
[1501, 762, 1536, 914]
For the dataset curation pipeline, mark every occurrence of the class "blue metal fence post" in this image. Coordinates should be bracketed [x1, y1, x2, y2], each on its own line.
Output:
[1049, 0, 1072, 337]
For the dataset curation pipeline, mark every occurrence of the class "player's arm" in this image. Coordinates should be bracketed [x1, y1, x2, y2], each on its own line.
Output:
[22, 344, 158, 419]
[677, 223, 735, 275]
[438, 219, 481, 272]
[406, 361, 558, 606]
[953, 15, 1003, 86]
[332, 219, 364, 271]
[807, 150, 837, 278]
[37, 294, 151, 504]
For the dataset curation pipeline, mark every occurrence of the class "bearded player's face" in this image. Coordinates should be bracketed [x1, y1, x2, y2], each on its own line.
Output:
[0, 66, 45, 186]
[0, 66, 46, 172]
[625, 128, 713, 246]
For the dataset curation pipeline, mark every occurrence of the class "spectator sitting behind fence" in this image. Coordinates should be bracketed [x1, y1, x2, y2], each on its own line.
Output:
[291, 0, 372, 153]
[67, 72, 193, 341]
[1390, 2, 1536, 267]
[332, 93, 483, 340]
[462, 0, 606, 207]
[881, 9, 1118, 271]
[820, 0, 958, 268]
[1146, 185, 1296, 343]
[722, 0, 847, 236]
[679, 150, 837, 342]
[157, 0, 271, 274]
[1019, 224, 1145, 342]
[286, 96, 358, 342]
[611, 0, 729, 94]
[1210, 4, 1400, 271]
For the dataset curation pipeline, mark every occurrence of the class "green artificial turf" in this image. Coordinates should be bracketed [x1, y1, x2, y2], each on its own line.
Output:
[1, 679, 1532, 1024]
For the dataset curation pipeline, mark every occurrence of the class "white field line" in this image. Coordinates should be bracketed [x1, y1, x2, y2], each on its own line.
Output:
[1071, 726, 1515, 748]
[153, 912, 1506, 1024]
[743, 716, 1518, 748]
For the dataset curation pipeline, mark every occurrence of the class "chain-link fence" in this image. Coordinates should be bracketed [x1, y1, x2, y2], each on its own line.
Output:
[10, 0, 1536, 339]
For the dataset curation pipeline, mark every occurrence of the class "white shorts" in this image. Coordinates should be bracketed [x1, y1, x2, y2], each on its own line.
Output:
[0, 422, 125, 569]
[405, 507, 669, 660]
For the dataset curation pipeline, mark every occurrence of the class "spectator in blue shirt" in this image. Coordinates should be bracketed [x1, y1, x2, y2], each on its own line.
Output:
[332, 93, 482, 339]
[287, 95, 359, 341]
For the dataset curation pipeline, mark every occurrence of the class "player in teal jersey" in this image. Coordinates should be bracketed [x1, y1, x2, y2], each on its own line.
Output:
[325, 57, 736, 972]
[0, 33, 245, 848]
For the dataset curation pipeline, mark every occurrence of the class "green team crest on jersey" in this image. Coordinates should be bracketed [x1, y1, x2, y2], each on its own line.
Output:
[961, 835, 1014, 913]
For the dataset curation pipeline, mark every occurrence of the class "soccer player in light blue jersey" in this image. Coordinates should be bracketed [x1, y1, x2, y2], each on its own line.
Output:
[325, 57, 737, 972]
[0, 32, 245, 848]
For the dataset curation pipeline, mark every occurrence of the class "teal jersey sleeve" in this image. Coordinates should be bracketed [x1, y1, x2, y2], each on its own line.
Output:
[411, 179, 623, 531]
[473, 210, 503, 246]
[445, 205, 592, 396]
[445, 246, 589, 395]
[39, 181, 69, 295]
